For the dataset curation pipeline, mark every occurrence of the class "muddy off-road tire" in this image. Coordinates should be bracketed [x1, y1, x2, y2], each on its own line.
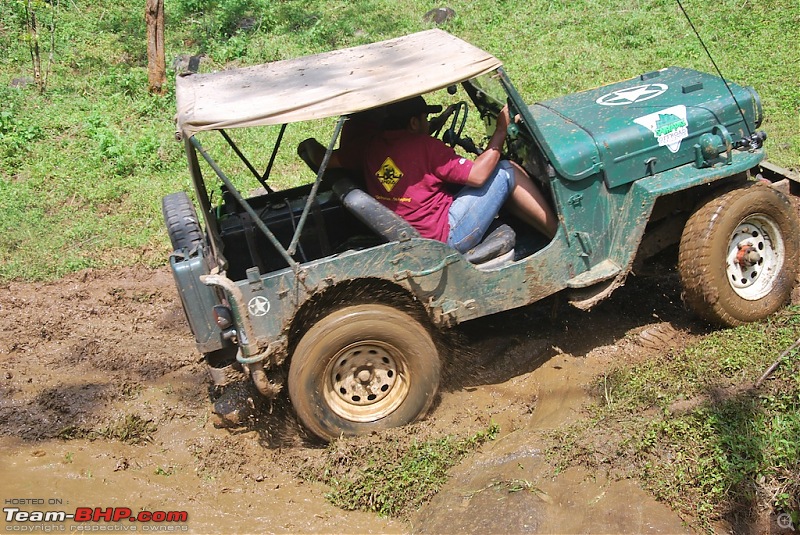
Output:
[678, 182, 800, 326]
[162, 191, 205, 253]
[288, 304, 440, 441]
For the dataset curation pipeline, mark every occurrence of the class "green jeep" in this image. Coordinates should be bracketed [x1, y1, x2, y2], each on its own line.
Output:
[164, 30, 799, 441]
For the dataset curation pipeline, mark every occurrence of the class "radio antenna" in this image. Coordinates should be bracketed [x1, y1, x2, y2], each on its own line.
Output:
[676, 0, 754, 138]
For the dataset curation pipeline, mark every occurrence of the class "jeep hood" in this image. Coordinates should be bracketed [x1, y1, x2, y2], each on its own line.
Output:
[528, 67, 762, 188]
[175, 30, 502, 139]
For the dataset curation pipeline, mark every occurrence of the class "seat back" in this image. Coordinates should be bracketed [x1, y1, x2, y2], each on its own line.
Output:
[332, 178, 420, 242]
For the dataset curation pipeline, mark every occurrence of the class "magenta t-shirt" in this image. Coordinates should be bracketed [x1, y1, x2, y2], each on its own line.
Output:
[348, 130, 473, 242]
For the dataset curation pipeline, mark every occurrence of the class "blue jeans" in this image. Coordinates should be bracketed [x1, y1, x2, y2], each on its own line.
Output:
[447, 160, 515, 253]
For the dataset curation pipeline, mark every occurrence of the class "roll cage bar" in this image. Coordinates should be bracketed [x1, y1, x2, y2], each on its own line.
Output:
[185, 68, 533, 273]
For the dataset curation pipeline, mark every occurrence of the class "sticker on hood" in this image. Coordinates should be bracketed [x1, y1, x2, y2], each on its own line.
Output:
[634, 105, 689, 153]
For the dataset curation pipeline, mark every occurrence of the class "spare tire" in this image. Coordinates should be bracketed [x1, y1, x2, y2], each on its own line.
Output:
[162, 192, 205, 253]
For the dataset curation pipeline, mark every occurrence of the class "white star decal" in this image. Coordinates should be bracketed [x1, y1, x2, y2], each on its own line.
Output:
[596, 83, 668, 106]
[247, 295, 271, 317]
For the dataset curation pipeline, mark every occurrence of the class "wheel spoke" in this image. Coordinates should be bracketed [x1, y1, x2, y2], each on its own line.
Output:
[330, 343, 399, 407]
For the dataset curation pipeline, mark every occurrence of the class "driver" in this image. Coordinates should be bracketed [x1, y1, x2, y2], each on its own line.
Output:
[339, 96, 557, 253]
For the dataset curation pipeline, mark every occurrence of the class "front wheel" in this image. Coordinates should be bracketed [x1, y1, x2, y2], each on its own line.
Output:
[288, 304, 440, 441]
[678, 182, 800, 326]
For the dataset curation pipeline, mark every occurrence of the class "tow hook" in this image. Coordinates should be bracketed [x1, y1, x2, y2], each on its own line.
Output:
[736, 243, 760, 268]
[733, 131, 767, 151]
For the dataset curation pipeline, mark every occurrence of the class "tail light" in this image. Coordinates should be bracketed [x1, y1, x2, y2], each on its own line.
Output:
[213, 305, 233, 329]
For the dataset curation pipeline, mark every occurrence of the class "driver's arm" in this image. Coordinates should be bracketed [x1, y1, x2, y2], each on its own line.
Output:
[464, 106, 510, 187]
[429, 104, 457, 134]
[297, 138, 343, 172]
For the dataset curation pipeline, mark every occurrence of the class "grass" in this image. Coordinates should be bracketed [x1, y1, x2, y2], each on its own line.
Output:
[299, 423, 499, 518]
[548, 306, 800, 532]
[58, 413, 157, 445]
[1, 0, 798, 280]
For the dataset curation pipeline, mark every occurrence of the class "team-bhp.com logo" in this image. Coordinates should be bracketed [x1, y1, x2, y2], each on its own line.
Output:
[4, 506, 188, 531]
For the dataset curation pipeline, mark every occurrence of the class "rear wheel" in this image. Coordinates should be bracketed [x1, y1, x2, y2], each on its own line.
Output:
[162, 191, 205, 252]
[678, 182, 800, 326]
[289, 304, 440, 441]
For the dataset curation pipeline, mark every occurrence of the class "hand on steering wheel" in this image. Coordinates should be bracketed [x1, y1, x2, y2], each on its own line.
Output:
[503, 100, 521, 139]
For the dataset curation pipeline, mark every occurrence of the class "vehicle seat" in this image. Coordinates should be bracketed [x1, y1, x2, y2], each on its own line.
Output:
[332, 178, 419, 242]
[462, 222, 515, 266]
[297, 138, 359, 186]
[333, 178, 515, 266]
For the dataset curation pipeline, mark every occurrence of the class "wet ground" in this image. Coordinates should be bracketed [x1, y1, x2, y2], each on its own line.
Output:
[0, 263, 706, 533]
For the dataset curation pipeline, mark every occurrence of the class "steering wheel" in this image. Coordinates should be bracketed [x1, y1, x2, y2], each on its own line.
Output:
[432, 101, 468, 145]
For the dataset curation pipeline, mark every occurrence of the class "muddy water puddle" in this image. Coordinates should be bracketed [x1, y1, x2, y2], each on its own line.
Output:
[412, 346, 690, 534]
[0, 433, 404, 534]
[1, 335, 690, 535]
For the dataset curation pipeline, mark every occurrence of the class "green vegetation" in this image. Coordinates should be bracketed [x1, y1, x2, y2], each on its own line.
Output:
[154, 465, 175, 476]
[1, 0, 798, 280]
[548, 307, 800, 532]
[300, 423, 499, 518]
[58, 413, 157, 444]
[95, 413, 157, 444]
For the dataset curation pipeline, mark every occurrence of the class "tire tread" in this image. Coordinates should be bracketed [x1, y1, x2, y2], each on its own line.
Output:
[162, 191, 204, 252]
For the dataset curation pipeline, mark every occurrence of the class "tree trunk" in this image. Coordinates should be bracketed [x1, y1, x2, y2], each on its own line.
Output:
[146, 0, 166, 95]
[25, 1, 44, 93]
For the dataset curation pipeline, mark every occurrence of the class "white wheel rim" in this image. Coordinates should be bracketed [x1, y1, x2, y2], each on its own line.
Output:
[725, 214, 785, 301]
[323, 340, 409, 423]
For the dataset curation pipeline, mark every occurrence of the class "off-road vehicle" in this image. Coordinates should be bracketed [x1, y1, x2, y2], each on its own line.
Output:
[165, 29, 799, 441]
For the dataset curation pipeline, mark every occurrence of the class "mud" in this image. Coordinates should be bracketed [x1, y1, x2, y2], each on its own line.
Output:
[0, 262, 711, 533]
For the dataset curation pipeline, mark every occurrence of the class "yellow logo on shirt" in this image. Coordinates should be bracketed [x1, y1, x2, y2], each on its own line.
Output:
[376, 157, 403, 192]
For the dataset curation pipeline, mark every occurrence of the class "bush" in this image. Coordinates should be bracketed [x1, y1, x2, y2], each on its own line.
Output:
[0, 88, 43, 170]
